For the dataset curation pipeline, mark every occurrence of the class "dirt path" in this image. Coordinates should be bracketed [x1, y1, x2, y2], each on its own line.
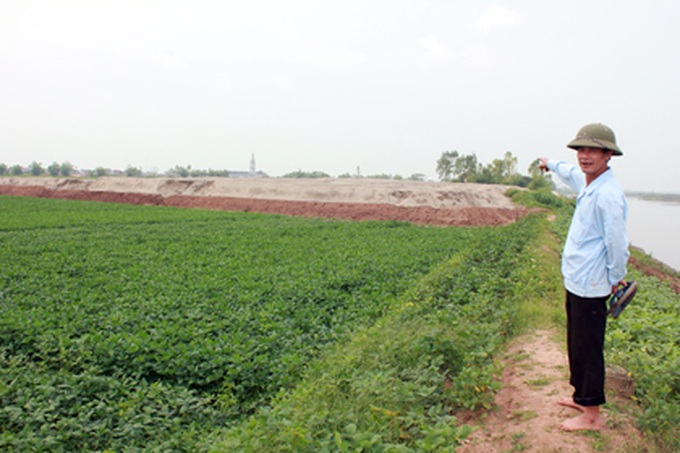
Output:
[457, 329, 646, 453]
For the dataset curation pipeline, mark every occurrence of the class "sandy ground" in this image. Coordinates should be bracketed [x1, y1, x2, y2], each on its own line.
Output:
[0, 177, 527, 227]
[0, 176, 518, 207]
[457, 330, 646, 453]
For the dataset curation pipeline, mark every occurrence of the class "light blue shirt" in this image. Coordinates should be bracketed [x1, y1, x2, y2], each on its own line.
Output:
[547, 160, 629, 298]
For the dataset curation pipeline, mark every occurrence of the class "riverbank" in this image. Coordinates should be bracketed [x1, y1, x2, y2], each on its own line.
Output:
[627, 195, 680, 272]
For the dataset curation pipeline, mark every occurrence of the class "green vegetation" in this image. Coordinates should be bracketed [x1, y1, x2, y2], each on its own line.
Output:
[281, 170, 331, 178]
[436, 151, 552, 189]
[166, 165, 232, 178]
[213, 214, 545, 451]
[0, 191, 677, 452]
[606, 270, 680, 450]
[337, 172, 427, 181]
[0, 161, 77, 177]
[0, 196, 476, 450]
[0, 162, 234, 178]
[281, 170, 427, 181]
[630, 246, 680, 280]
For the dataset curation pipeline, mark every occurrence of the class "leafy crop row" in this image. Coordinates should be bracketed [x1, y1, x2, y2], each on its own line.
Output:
[212, 214, 544, 451]
[1, 196, 478, 451]
[606, 270, 680, 450]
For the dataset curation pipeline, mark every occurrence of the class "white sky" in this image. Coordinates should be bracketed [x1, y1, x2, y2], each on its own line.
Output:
[1, 0, 679, 192]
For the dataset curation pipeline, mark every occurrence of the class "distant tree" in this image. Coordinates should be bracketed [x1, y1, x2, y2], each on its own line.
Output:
[436, 150, 457, 181]
[437, 150, 537, 187]
[124, 166, 142, 177]
[437, 151, 478, 182]
[282, 170, 330, 178]
[506, 173, 532, 188]
[47, 162, 61, 177]
[0, 163, 7, 175]
[527, 158, 543, 179]
[29, 161, 44, 176]
[93, 167, 108, 177]
[454, 153, 479, 182]
[337, 172, 420, 180]
[189, 168, 208, 177]
[167, 165, 190, 177]
[527, 158, 554, 191]
[60, 162, 75, 177]
[10, 165, 23, 176]
[489, 151, 518, 182]
[473, 164, 493, 184]
[164, 166, 231, 177]
[206, 169, 230, 177]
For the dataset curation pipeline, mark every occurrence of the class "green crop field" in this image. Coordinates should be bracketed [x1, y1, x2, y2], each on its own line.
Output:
[0, 196, 484, 450]
[1, 194, 677, 452]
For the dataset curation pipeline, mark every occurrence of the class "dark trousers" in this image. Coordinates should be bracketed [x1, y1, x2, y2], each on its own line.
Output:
[565, 290, 608, 407]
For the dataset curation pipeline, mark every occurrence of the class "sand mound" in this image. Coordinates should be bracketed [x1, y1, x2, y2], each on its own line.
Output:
[0, 177, 527, 227]
[80, 177, 518, 209]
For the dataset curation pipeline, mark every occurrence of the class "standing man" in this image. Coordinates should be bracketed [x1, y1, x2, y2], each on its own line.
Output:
[538, 123, 630, 431]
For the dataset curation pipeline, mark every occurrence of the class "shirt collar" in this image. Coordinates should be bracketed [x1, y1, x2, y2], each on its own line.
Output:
[579, 167, 613, 198]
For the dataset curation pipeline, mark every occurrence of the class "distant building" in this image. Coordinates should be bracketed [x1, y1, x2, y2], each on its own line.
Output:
[228, 154, 268, 178]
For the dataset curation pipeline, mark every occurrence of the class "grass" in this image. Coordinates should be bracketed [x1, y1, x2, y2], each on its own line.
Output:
[524, 377, 553, 388]
[510, 221, 565, 332]
[509, 410, 538, 422]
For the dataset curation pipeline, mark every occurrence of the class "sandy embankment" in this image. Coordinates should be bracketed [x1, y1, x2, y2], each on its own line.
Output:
[0, 177, 527, 227]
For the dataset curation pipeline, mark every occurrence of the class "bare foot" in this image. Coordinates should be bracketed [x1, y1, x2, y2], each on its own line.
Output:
[559, 408, 602, 432]
[557, 397, 585, 412]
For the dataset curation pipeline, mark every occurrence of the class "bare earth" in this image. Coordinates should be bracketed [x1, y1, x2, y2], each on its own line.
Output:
[0, 176, 650, 451]
[0, 176, 526, 227]
[458, 330, 645, 452]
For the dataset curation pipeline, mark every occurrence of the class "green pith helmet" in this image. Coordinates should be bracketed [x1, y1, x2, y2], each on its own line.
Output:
[567, 123, 622, 156]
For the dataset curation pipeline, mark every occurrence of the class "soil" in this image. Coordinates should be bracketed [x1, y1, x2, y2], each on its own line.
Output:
[0, 176, 528, 227]
[457, 330, 647, 452]
[629, 253, 680, 294]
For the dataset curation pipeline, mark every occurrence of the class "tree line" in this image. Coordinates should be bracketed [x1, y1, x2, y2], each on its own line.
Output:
[0, 162, 232, 178]
[281, 169, 427, 181]
[1, 152, 552, 190]
[436, 150, 551, 190]
[0, 161, 78, 177]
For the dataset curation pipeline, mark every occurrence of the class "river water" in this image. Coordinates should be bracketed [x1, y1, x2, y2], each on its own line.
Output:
[626, 196, 680, 271]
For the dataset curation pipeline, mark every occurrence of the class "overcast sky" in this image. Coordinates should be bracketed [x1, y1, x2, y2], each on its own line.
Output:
[1, 1, 679, 192]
